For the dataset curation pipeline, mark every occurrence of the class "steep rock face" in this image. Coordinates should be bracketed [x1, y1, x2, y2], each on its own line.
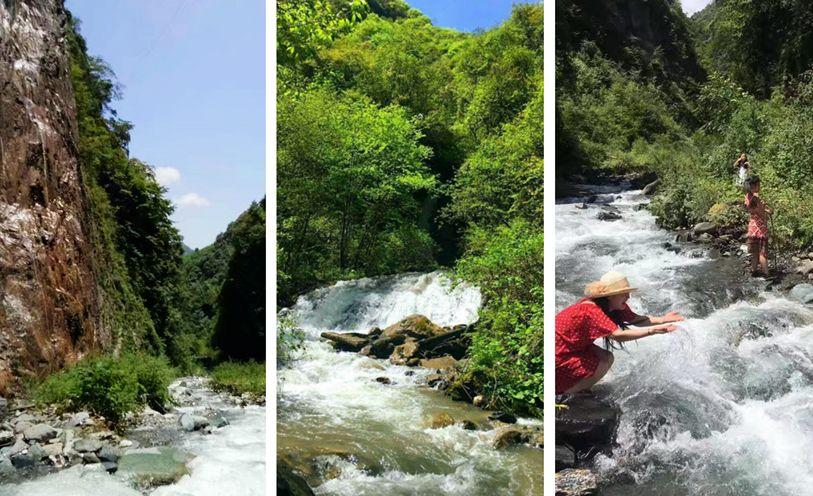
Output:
[0, 0, 106, 392]
[558, 0, 705, 88]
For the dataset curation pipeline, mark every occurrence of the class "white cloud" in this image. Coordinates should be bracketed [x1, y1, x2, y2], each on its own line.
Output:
[681, 0, 713, 15]
[154, 166, 181, 186]
[176, 193, 210, 208]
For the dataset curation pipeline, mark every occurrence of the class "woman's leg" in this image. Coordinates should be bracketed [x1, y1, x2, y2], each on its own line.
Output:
[760, 239, 769, 275]
[564, 346, 614, 394]
[748, 238, 759, 274]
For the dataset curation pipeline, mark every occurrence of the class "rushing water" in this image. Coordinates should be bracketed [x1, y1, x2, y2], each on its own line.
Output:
[557, 184, 813, 495]
[278, 271, 544, 496]
[0, 378, 265, 496]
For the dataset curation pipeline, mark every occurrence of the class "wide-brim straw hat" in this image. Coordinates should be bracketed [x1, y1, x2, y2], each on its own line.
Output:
[584, 271, 637, 298]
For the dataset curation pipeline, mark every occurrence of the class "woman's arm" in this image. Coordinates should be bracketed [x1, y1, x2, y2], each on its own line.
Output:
[609, 324, 678, 342]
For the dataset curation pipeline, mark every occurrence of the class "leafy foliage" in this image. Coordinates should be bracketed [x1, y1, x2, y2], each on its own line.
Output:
[33, 353, 174, 428]
[211, 361, 266, 397]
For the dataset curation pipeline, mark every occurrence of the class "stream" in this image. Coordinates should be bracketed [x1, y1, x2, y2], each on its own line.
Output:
[556, 183, 813, 495]
[277, 271, 544, 495]
[0, 378, 265, 496]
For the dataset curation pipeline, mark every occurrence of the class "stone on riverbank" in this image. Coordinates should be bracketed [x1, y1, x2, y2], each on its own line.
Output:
[23, 423, 57, 443]
[73, 438, 102, 453]
[0, 430, 13, 447]
[419, 356, 457, 371]
[488, 411, 517, 424]
[693, 221, 717, 236]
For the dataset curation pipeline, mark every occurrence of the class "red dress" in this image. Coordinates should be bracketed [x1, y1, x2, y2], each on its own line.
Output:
[745, 192, 768, 239]
[555, 300, 637, 394]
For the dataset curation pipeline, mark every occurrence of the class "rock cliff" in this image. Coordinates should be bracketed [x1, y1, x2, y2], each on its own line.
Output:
[0, 0, 107, 393]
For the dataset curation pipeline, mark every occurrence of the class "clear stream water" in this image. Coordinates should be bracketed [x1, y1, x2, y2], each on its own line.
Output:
[557, 184, 813, 495]
[0, 378, 266, 496]
[278, 271, 544, 495]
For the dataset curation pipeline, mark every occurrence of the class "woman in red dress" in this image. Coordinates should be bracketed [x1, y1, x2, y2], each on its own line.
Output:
[744, 175, 771, 277]
[555, 271, 685, 394]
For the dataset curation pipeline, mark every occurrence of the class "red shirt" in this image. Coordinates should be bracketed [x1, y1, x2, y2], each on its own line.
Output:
[555, 301, 640, 394]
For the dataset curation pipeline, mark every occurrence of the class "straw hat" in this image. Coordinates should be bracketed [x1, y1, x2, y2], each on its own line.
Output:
[584, 271, 637, 298]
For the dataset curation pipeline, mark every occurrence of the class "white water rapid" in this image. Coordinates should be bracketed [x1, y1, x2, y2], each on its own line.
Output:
[557, 184, 813, 495]
[278, 271, 544, 495]
[0, 378, 265, 496]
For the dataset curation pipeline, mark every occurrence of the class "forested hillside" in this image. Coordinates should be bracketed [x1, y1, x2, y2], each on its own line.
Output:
[557, 0, 813, 251]
[278, 0, 543, 415]
[0, 0, 264, 407]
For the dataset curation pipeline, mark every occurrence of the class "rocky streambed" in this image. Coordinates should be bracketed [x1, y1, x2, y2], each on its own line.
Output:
[278, 271, 544, 496]
[556, 181, 813, 496]
[0, 377, 265, 495]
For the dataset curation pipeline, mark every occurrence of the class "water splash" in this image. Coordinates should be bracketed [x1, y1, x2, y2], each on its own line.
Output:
[557, 186, 813, 495]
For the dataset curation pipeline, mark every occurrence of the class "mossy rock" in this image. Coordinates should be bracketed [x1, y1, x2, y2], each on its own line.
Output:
[707, 202, 747, 228]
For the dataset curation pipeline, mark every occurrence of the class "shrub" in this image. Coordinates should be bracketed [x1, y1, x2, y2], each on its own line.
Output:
[211, 362, 266, 397]
[33, 353, 175, 428]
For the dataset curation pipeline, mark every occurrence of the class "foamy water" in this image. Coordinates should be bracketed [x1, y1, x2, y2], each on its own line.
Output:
[0, 378, 265, 496]
[278, 271, 544, 496]
[557, 185, 813, 495]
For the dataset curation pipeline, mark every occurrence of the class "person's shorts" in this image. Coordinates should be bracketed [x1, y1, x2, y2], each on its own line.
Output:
[748, 236, 768, 258]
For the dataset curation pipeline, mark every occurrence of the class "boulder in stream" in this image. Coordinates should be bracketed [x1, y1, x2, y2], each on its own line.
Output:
[179, 413, 210, 432]
[419, 356, 457, 371]
[320, 332, 369, 352]
[596, 211, 622, 221]
[555, 468, 598, 496]
[379, 315, 447, 341]
[116, 447, 191, 487]
[556, 394, 620, 462]
[277, 459, 316, 496]
[789, 283, 813, 304]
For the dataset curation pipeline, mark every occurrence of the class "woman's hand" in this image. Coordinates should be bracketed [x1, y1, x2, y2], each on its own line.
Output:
[660, 311, 685, 323]
[649, 324, 678, 335]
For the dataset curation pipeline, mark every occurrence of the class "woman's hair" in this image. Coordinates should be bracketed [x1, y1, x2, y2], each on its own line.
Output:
[744, 174, 761, 193]
[592, 296, 628, 350]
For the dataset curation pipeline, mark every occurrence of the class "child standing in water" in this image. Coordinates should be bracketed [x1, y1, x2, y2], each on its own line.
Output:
[744, 175, 772, 277]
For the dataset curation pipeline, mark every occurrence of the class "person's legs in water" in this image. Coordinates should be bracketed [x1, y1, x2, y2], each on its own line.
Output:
[564, 345, 614, 394]
[748, 237, 760, 275]
[759, 238, 769, 276]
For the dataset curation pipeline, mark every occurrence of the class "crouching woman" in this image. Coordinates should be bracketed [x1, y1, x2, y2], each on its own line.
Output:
[555, 271, 684, 395]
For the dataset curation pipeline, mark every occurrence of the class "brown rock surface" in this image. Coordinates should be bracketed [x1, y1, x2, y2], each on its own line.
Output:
[0, 0, 107, 393]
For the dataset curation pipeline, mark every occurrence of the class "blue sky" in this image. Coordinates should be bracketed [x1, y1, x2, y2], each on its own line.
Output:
[406, 0, 535, 31]
[65, 0, 265, 249]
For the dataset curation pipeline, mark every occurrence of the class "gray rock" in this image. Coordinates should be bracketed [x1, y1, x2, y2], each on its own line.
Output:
[98, 445, 121, 463]
[790, 283, 813, 304]
[642, 178, 660, 195]
[42, 443, 63, 458]
[0, 430, 13, 447]
[82, 452, 101, 464]
[23, 423, 57, 443]
[698, 233, 713, 243]
[73, 438, 102, 453]
[8, 438, 27, 456]
[10, 453, 35, 469]
[179, 413, 210, 432]
[102, 461, 118, 473]
[13, 421, 33, 434]
[596, 211, 622, 221]
[796, 260, 813, 275]
[117, 447, 191, 486]
[693, 222, 717, 236]
[66, 411, 90, 428]
[0, 397, 7, 416]
[0, 458, 13, 477]
[28, 443, 46, 460]
[555, 469, 598, 496]
[210, 416, 229, 428]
